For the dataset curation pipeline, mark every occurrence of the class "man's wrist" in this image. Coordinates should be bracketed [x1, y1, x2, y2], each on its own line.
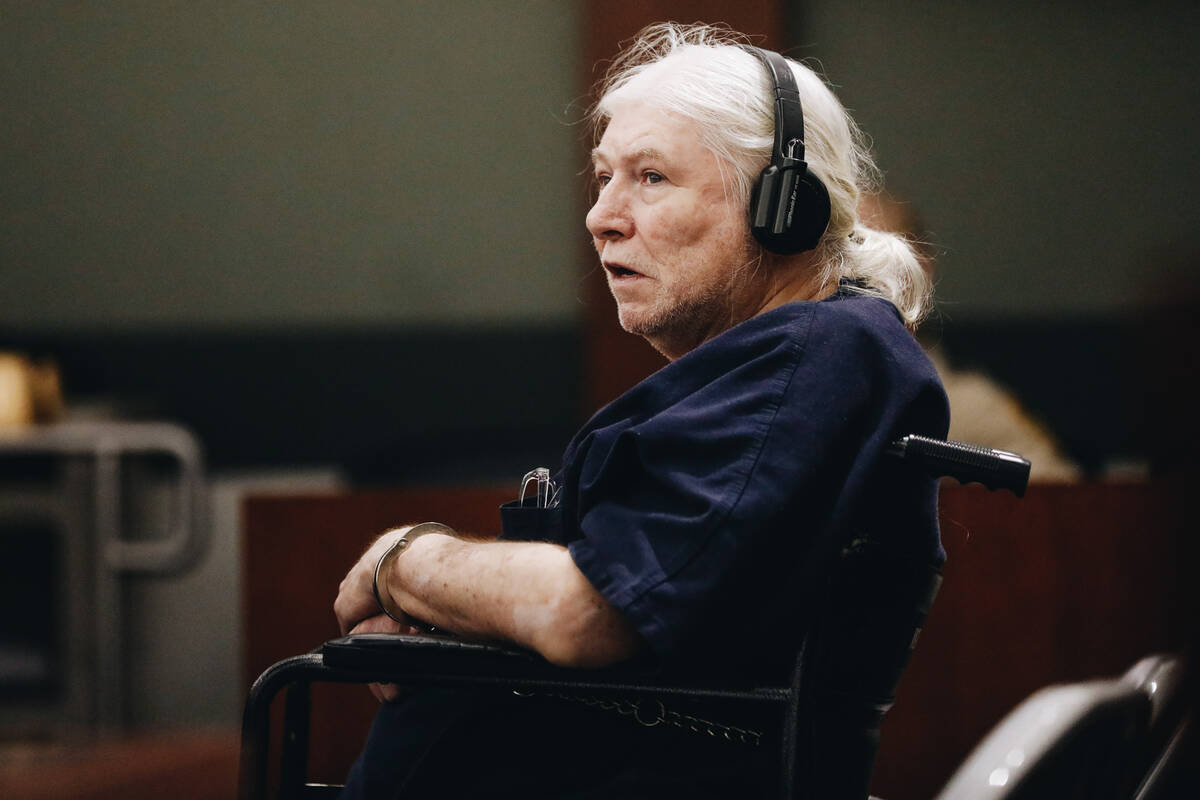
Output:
[372, 522, 457, 623]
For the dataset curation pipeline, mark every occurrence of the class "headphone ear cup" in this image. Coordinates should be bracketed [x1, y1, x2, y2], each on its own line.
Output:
[748, 166, 781, 251]
[748, 163, 831, 254]
[789, 166, 831, 253]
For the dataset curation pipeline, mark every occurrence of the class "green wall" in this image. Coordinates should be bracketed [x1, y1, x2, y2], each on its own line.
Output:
[1, 1, 583, 330]
[9, 3, 1194, 332]
[796, 1, 1200, 319]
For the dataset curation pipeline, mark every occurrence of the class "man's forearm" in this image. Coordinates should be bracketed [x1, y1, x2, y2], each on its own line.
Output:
[383, 532, 642, 668]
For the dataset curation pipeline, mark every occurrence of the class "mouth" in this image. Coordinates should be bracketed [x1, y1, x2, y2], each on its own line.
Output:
[603, 262, 644, 280]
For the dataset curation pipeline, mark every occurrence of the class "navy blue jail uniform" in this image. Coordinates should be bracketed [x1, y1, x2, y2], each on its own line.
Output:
[340, 288, 949, 799]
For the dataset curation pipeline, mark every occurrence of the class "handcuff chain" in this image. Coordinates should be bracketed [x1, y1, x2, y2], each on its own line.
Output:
[514, 690, 762, 747]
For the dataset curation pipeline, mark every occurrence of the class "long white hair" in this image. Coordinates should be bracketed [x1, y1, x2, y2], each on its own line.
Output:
[590, 23, 932, 327]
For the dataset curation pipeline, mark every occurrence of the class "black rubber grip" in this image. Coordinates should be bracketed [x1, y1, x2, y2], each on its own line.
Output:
[887, 435, 1030, 496]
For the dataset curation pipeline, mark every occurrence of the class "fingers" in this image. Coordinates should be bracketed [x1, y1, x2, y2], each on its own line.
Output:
[367, 681, 406, 703]
[348, 616, 415, 704]
[349, 614, 416, 636]
[379, 682, 406, 703]
[333, 527, 418, 702]
[333, 544, 391, 635]
[334, 527, 412, 635]
[334, 582, 374, 636]
[333, 565, 368, 635]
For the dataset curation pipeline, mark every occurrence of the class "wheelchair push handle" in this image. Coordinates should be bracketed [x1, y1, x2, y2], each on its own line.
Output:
[887, 435, 1031, 496]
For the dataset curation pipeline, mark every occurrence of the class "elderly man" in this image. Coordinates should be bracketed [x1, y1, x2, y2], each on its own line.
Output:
[334, 23, 948, 799]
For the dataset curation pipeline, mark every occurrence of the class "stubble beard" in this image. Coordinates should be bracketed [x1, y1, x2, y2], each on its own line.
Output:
[615, 241, 762, 358]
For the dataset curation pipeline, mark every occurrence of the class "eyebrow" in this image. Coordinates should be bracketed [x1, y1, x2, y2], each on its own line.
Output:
[591, 146, 669, 165]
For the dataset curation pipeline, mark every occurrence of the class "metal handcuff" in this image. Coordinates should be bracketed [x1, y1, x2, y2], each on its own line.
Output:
[372, 521, 456, 624]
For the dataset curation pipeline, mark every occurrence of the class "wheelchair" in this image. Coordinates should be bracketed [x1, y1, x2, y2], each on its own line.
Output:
[239, 436, 1030, 799]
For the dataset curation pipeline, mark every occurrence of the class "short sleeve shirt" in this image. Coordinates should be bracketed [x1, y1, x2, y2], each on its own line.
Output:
[557, 291, 949, 675]
[340, 290, 951, 800]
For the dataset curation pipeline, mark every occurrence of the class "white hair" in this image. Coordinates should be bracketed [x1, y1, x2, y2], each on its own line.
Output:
[590, 23, 932, 328]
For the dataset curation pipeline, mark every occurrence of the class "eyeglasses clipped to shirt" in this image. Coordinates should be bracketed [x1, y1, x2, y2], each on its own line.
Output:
[519, 467, 561, 508]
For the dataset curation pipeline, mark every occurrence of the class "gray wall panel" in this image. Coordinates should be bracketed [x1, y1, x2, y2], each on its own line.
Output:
[1, 1, 584, 329]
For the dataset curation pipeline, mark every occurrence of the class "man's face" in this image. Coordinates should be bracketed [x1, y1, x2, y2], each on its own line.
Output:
[587, 102, 759, 360]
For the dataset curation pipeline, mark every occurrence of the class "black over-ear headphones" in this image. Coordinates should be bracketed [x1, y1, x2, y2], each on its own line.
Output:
[744, 46, 831, 254]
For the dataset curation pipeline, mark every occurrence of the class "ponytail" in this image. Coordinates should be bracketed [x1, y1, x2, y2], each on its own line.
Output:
[841, 226, 932, 328]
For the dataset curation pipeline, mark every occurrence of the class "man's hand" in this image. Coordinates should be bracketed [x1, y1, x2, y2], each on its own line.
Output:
[334, 526, 413, 637]
[347, 613, 421, 703]
[335, 528, 427, 704]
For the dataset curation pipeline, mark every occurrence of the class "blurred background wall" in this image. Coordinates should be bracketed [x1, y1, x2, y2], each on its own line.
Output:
[4, 1, 1196, 481]
[796, 0, 1200, 473]
[801, 1, 1198, 319]
[1, 0, 586, 484]
[2, 1, 583, 330]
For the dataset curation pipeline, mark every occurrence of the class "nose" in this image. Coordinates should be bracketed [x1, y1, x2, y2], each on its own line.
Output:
[585, 182, 632, 242]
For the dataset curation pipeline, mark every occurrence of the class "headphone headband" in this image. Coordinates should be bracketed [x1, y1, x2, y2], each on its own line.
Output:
[741, 45, 831, 254]
[743, 46, 807, 164]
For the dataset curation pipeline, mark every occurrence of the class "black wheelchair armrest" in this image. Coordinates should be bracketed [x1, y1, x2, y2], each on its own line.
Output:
[321, 632, 789, 701]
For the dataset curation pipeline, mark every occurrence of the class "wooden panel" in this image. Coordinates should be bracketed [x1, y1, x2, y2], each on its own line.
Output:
[0, 731, 238, 800]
